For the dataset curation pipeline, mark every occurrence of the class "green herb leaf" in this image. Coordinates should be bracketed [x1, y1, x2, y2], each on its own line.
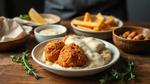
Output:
[99, 79, 106, 84]
[10, 50, 41, 80]
[19, 14, 30, 20]
[99, 58, 136, 84]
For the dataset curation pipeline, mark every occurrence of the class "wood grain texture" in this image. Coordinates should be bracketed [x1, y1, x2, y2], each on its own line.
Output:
[0, 21, 149, 84]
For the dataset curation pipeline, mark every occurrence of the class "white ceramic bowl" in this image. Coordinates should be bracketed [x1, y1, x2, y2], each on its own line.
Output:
[71, 15, 123, 40]
[34, 25, 67, 42]
[32, 37, 120, 77]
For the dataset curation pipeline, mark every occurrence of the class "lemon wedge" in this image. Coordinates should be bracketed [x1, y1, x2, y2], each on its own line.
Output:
[28, 8, 45, 25]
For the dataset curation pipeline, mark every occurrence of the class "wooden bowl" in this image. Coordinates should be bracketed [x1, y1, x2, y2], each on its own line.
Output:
[113, 26, 150, 54]
[0, 35, 29, 51]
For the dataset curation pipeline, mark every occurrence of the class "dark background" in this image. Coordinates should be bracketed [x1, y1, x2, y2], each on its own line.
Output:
[0, 0, 149, 21]
[0, 0, 44, 18]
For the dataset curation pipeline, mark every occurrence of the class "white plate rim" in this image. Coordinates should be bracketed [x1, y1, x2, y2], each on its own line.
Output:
[32, 37, 120, 72]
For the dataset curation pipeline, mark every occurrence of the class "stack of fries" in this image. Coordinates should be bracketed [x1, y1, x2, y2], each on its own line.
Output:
[72, 12, 117, 31]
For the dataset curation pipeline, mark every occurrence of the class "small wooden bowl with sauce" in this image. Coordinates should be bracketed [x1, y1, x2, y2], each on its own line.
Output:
[113, 26, 150, 54]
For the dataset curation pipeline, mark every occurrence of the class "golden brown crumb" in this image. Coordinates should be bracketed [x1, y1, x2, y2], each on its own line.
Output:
[44, 40, 65, 62]
[56, 43, 88, 67]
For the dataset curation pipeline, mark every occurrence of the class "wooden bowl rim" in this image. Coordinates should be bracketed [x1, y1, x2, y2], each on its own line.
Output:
[0, 35, 29, 45]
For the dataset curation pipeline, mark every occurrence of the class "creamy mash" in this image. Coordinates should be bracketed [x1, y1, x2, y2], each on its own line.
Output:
[41, 36, 112, 69]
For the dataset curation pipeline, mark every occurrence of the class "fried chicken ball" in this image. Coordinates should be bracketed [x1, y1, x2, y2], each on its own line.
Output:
[56, 43, 88, 67]
[44, 40, 65, 62]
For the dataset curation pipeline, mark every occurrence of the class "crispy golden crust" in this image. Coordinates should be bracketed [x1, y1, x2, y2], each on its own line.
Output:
[56, 43, 88, 67]
[44, 40, 65, 62]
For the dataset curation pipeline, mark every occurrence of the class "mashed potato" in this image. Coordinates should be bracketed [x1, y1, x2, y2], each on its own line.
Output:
[41, 36, 112, 69]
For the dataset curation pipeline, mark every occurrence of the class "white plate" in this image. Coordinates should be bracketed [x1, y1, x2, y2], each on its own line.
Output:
[32, 37, 120, 77]
[14, 13, 61, 26]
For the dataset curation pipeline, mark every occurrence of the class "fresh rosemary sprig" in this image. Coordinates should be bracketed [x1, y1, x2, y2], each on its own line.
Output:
[10, 50, 40, 80]
[99, 59, 136, 84]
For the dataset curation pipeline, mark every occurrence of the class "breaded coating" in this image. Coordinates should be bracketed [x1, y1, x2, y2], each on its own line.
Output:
[56, 43, 88, 67]
[44, 40, 65, 62]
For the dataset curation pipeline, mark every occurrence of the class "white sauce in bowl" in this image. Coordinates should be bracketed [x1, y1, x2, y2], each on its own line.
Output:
[39, 28, 61, 36]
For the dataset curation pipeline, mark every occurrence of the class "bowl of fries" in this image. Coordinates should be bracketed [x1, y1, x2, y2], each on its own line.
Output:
[71, 12, 123, 40]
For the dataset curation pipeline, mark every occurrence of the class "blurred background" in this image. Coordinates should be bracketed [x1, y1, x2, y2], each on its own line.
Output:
[0, 0, 149, 21]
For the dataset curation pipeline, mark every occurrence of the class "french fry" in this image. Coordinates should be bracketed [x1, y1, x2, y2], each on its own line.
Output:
[95, 13, 106, 30]
[77, 25, 93, 30]
[105, 16, 116, 26]
[93, 23, 106, 31]
[72, 19, 99, 28]
[93, 27, 99, 31]
[96, 13, 105, 24]
[84, 12, 92, 22]
[73, 12, 117, 31]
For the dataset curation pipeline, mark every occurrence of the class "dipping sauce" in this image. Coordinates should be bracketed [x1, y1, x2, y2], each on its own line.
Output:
[39, 28, 61, 36]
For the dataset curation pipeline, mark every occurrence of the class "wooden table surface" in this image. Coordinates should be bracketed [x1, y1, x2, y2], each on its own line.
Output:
[0, 20, 150, 84]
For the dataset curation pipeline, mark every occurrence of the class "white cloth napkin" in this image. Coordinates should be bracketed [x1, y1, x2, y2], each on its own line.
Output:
[13, 17, 37, 26]
[0, 16, 32, 42]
